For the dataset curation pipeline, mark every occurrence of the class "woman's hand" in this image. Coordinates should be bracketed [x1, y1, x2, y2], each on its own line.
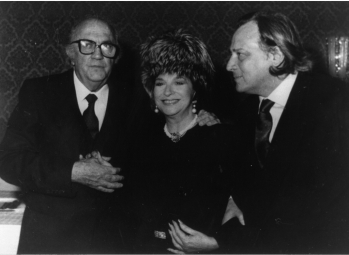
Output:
[167, 220, 219, 254]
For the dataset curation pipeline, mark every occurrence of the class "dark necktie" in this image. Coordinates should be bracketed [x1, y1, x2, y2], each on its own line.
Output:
[83, 94, 99, 138]
[255, 99, 275, 168]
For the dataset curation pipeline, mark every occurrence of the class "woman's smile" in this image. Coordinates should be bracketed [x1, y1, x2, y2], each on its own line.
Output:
[162, 99, 180, 105]
[153, 73, 195, 118]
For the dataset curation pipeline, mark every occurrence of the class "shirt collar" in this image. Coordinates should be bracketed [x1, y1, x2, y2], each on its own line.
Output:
[74, 71, 109, 102]
[259, 72, 298, 107]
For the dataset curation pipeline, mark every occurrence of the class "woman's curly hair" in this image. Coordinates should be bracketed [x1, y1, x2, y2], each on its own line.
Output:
[140, 29, 215, 99]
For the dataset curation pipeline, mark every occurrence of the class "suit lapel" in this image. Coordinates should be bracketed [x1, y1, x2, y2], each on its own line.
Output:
[265, 73, 309, 183]
[99, 81, 123, 136]
[94, 79, 127, 162]
[49, 70, 91, 155]
[51, 70, 83, 124]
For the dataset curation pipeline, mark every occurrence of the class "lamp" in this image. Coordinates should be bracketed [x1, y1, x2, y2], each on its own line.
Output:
[327, 36, 349, 81]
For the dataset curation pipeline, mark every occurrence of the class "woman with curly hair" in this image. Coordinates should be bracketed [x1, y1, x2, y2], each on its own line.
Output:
[128, 29, 241, 254]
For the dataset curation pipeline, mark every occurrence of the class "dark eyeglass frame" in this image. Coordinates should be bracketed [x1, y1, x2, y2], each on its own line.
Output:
[70, 39, 119, 59]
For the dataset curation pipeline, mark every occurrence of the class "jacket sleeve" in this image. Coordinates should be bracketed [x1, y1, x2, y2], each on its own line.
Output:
[210, 124, 256, 253]
[0, 80, 76, 197]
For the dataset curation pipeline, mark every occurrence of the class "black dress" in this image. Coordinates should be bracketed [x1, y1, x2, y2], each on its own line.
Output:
[129, 123, 234, 253]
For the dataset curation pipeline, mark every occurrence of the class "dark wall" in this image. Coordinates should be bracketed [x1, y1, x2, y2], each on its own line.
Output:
[1, 1, 348, 142]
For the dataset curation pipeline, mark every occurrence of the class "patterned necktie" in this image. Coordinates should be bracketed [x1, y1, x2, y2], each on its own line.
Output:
[83, 94, 99, 138]
[255, 99, 275, 168]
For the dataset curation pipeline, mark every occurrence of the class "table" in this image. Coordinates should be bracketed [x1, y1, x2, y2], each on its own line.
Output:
[0, 192, 25, 255]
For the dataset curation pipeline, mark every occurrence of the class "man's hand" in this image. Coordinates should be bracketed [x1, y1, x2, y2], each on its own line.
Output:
[83, 151, 112, 166]
[168, 220, 219, 254]
[197, 110, 220, 126]
[72, 153, 123, 193]
[222, 197, 245, 225]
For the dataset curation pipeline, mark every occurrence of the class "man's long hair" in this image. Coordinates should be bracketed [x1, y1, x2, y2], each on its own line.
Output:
[237, 11, 313, 76]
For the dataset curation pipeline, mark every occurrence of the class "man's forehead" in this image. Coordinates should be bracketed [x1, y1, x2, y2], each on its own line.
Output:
[231, 21, 260, 50]
[74, 20, 113, 41]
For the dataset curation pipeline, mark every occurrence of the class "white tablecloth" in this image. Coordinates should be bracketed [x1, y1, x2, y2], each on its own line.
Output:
[0, 196, 25, 255]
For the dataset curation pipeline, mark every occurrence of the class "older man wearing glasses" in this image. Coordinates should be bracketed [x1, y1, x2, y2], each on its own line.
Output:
[0, 16, 220, 254]
[0, 17, 131, 254]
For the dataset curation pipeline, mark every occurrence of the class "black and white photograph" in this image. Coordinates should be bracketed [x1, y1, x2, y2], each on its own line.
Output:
[0, 1, 349, 254]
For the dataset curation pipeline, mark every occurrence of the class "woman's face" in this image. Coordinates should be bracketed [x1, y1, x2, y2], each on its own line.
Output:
[153, 73, 195, 118]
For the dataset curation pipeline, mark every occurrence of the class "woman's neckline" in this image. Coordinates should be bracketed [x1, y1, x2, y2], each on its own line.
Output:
[164, 114, 198, 143]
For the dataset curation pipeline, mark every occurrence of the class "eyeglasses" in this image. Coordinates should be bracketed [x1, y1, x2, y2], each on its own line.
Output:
[70, 39, 119, 59]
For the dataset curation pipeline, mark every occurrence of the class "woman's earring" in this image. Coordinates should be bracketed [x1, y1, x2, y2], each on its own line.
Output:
[155, 105, 159, 113]
[192, 101, 197, 113]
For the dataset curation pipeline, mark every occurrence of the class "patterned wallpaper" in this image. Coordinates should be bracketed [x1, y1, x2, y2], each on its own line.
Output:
[1, 1, 349, 142]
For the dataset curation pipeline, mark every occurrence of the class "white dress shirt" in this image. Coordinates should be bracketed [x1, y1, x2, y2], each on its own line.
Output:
[73, 72, 109, 130]
[259, 72, 298, 142]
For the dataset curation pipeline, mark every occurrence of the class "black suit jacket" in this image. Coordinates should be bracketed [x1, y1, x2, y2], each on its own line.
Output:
[0, 69, 132, 253]
[215, 72, 349, 253]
